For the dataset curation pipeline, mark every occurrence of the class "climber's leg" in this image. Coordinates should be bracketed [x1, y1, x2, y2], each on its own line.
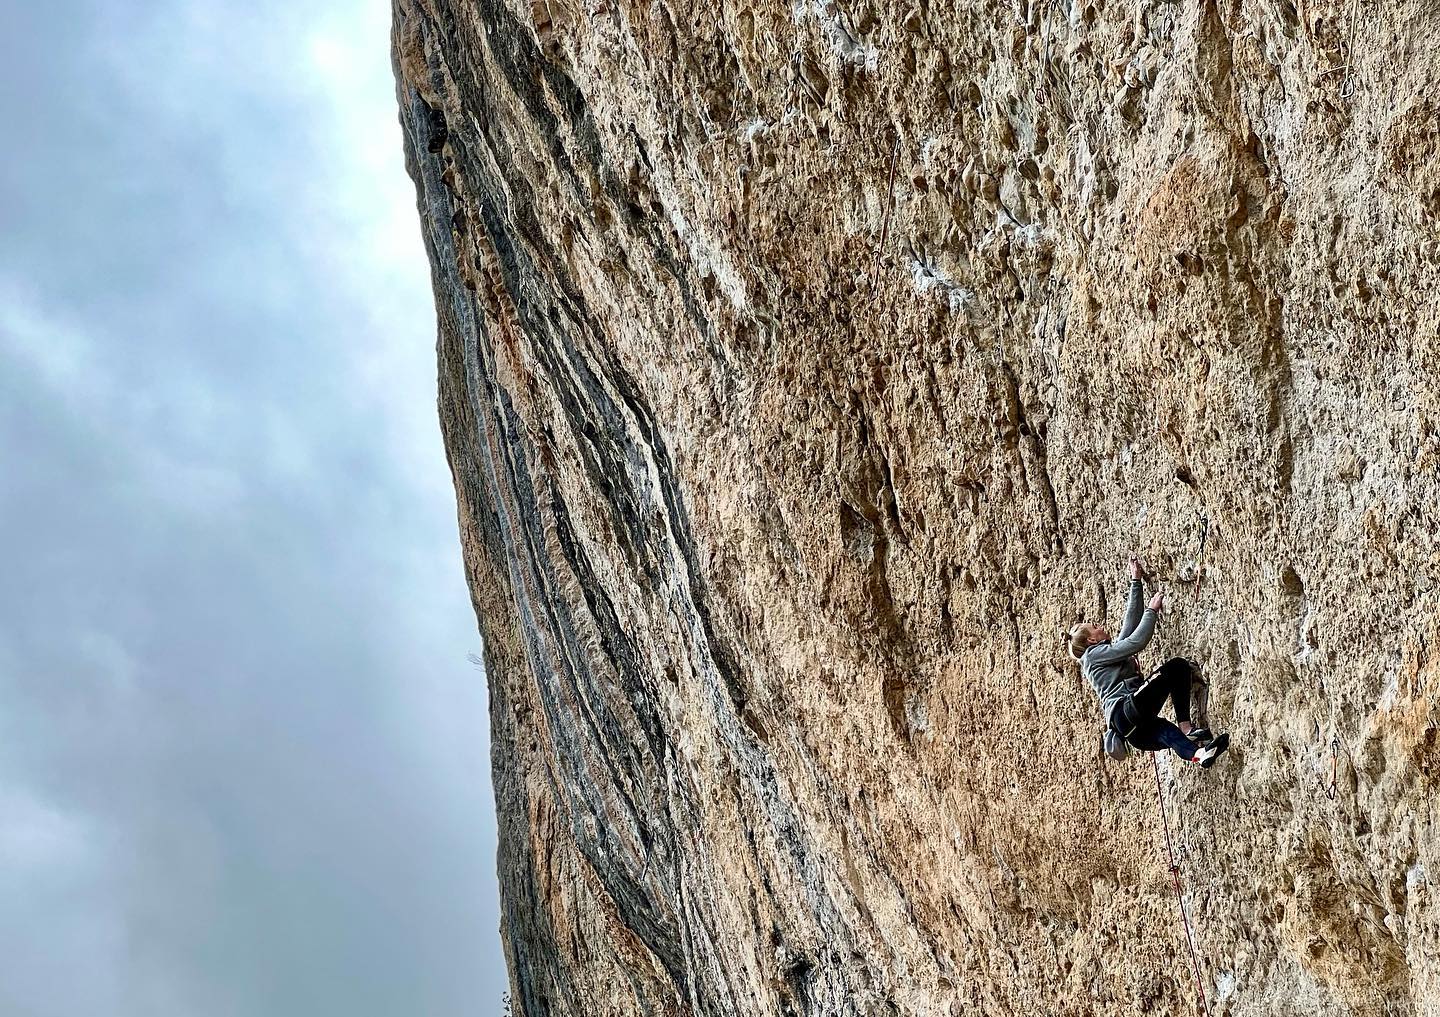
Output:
[1127, 717, 1198, 761]
[1132, 660, 1192, 726]
[1157, 657, 1215, 741]
[1163, 659, 1194, 724]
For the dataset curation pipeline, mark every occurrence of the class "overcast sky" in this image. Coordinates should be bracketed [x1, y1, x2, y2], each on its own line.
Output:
[0, 2, 505, 1014]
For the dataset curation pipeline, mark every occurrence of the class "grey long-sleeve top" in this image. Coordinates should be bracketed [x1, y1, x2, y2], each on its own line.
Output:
[1082, 579, 1158, 723]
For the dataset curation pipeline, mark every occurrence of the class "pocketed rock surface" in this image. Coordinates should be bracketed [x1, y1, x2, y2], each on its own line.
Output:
[391, 0, 1440, 1012]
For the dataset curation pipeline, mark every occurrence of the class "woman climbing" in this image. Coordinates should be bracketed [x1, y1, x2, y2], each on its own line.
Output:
[1068, 558, 1230, 767]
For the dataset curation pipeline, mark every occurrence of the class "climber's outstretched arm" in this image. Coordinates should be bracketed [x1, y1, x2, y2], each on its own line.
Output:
[1119, 578, 1145, 639]
[1089, 591, 1164, 662]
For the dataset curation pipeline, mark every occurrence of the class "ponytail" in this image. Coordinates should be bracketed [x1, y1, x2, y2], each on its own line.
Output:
[1065, 624, 1091, 662]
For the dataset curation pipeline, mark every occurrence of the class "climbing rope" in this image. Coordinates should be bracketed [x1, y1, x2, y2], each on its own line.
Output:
[871, 134, 900, 296]
[1339, 0, 1361, 98]
[1151, 753, 1211, 1017]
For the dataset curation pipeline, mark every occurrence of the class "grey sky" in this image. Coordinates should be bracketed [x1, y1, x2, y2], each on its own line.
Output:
[1, 2, 505, 1015]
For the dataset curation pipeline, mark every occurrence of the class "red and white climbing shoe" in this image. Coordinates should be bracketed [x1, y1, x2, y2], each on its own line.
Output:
[1194, 732, 1230, 768]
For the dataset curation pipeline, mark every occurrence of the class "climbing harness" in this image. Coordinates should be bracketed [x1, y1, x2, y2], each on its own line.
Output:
[1151, 753, 1211, 1017]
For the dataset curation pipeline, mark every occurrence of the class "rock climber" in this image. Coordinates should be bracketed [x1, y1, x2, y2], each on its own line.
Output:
[1067, 558, 1230, 768]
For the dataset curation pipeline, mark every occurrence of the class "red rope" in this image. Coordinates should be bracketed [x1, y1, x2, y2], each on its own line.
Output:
[1151, 752, 1210, 1017]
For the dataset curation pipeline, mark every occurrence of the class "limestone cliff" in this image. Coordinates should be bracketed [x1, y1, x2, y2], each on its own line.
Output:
[392, 0, 1440, 1012]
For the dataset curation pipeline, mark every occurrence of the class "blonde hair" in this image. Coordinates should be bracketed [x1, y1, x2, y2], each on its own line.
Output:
[1065, 624, 1095, 661]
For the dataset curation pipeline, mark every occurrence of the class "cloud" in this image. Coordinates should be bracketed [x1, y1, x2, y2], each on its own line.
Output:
[0, 2, 503, 1015]
[0, 786, 125, 1017]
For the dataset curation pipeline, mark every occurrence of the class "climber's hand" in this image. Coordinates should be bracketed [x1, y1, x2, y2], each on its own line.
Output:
[1130, 557, 1145, 580]
[1148, 591, 1165, 612]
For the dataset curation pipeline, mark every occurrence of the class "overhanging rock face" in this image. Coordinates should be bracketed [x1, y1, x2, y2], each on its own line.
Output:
[391, 0, 1440, 1012]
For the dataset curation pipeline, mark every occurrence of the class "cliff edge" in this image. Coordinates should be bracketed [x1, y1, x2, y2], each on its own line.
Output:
[392, 0, 1440, 1012]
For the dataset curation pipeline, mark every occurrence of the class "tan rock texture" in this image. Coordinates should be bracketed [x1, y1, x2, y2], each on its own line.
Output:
[392, 0, 1440, 1012]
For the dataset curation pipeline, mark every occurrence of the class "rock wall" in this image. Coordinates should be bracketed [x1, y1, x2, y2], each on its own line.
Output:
[391, 0, 1440, 1012]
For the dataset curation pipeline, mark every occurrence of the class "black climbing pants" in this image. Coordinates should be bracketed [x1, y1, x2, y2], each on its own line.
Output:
[1123, 658, 1200, 761]
[1132, 657, 1195, 725]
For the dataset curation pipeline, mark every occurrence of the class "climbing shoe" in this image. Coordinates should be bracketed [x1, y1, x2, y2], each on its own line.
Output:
[1195, 732, 1230, 768]
[1186, 726, 1213, 744]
